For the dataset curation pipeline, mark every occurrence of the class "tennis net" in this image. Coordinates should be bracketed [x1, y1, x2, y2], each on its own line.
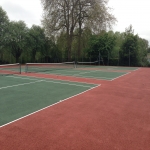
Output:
[76, 61, 98, 68]
[25, 62, 76, 73]
[0, 63, 21, 75]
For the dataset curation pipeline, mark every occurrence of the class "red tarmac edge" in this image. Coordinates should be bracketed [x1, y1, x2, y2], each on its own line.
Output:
[0, 68, 150, 150]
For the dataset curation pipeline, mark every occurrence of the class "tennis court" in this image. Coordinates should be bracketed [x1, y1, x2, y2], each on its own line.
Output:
[0, 63, 138, 81]
[0, 75, 98, 127]
[25, 62, 138, 81]
[1, 63, 150, 150]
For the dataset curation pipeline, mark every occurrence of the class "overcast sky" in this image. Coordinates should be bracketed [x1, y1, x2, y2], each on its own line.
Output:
[0, 0, 43, 27]
[0, 0, 150, 44]
[108, 0, 150, 43]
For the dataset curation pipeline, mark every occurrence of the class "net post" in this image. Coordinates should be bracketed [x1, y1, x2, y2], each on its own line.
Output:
[19, 63, 21, 74]
[74, 61, 76, 68]
[99, 51, 100, 66]
[25, 63, 28, 73]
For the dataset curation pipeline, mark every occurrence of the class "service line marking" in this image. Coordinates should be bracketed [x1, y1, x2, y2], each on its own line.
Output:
[0, 80, 43, 90]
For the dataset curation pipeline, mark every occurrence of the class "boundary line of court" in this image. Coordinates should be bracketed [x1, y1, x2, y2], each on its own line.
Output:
[32, 72, 112, 81]
[75, 74, 112, 80]
[77, 66, 138, 71]
[133, 68, 140, 71]
[0, 80, 43, 90]
[15, 74, 102, 84]
[26, 67, 119, 81]
[106, 67, 139, 71]
[41, 80, 93, 87]
[6, 76, 98, 87]
[19, 71, 128, 81]
[110, 72, 131, 81]
[21, 68, 131, 81]
[0, 84, 101, 128]
[73, 70, 103, 76]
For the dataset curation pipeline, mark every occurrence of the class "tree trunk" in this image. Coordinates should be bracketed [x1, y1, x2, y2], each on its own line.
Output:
[77, 1, 82, 61]
[16, 56, 19, 63]
[66, 27, 74, 61]
[67, 35, 72, 61]
[32, 49, 36, 63]
[15, 49, 22, 63]
[77, 22, 82, 60]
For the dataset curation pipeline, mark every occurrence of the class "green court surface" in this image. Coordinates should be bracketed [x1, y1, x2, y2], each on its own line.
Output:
[76, 65, 139, 71]
[0, 75, 97, 127]
[24, 64, 138, 80]
[0, 64, 138, 81]
[28, 69, 129, 80]
[105, 66, 139, 70]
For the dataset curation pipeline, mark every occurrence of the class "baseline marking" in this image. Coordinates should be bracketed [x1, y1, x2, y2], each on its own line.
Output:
[133, 68, 140, 71]
[0, 84, 101, 128]
[111, 72, 131, 81]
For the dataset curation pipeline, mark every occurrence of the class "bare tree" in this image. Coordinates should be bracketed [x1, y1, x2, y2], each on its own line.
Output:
[41, 0, 116, 60]
[41, 0, 79, 60]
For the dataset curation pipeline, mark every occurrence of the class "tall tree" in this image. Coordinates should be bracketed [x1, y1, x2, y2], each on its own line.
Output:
[41, 0, 116, 60]
[120, 25, 139, 66]
[7, 21, 28, 63]
[27, 25, 45, 62]
[112, 32, 124, 64]
[42, 0, 78, 60]
[85, 31, 116, 64]
[137, 37, 149, 66]
[40, 38, 61, 63]
[0, 6, 9, 63]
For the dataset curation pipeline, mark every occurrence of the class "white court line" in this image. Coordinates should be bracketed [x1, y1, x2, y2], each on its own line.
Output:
[23, 68, 118, 81]
[74, 74, 112, 80]
[0, 80, 43, 90]
[33, 71, 112, 80]
[41, 80, 93, 88]
[31, 68, 81, 73]
[110, 72, 131, 81]
[133, 68, 140, 71]
[32, 69, 111, 76]
[111, 67, 139, 71]
[12, 74, 100, 85]
[0, 84, 101, 128]
[28, 73, 112, 80]
[6, 76, 96, 88]
[6, 76, 38, 81]
[101, 66, 139, 71]
[73, 70, 101, 76]
[28, 73, 111, 81]
[52, 69, 81, 73]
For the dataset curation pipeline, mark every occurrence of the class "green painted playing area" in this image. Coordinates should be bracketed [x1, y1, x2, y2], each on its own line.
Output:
[0, 75, 98, 127]
[40, 69, 128, 80]
[0, 64, 139, 127]
[25, 65, 137, 80]
[0, 63, 138, 81]
[76, 65, 139, 70]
